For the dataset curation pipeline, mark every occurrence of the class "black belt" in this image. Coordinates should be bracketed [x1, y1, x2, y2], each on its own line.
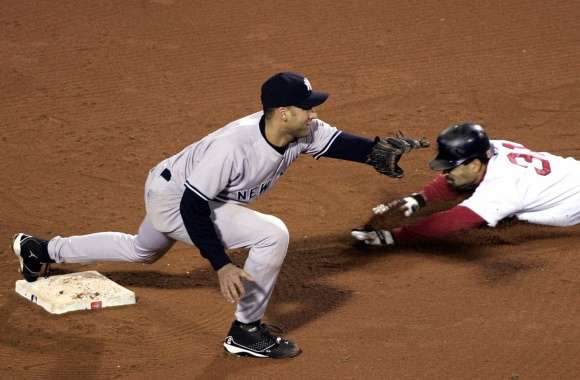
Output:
[160, 168, 171, 181]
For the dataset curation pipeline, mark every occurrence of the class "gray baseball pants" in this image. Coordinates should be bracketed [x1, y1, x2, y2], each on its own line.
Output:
[47, 164, 289, 324]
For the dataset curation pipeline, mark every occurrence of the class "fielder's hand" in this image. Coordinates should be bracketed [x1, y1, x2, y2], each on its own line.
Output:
[217, 263, 255, 303]
[351, 228, 394, 246]
[373, 193, 426, 217]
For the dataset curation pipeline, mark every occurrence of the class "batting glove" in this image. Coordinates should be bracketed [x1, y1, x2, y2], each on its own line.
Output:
[399, 193, 425, 217]
[351, 229, 394, 246]
[373, 193, 426, 217]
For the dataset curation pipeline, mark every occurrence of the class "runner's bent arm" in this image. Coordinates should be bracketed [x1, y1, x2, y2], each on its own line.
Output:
[391, 205, 486, 243]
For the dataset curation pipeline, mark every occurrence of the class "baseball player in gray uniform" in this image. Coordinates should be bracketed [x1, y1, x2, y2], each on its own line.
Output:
[12, 72, 427, 358]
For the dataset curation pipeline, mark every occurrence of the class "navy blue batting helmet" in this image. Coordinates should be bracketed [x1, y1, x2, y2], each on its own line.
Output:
[429, 123, 492, 171]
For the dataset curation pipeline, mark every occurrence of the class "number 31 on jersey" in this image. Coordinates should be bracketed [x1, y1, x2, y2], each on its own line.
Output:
[503, 142, 551, 176]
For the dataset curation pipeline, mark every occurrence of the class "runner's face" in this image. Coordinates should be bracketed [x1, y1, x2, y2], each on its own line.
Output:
[445, 159, 481, 189]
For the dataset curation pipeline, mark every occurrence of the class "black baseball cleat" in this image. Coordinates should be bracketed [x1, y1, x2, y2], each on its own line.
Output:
[223, 320, 301, 359]
[12, 233, 53, 282]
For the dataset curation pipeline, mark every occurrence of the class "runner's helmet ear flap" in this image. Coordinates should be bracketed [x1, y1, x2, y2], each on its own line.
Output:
[429, 123, 491, 171]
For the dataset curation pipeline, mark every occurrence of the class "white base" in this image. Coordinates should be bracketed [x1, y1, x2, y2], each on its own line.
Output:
[15, 271, 136, 314]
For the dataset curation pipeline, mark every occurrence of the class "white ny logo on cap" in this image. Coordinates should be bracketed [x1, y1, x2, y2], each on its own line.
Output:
[303, 78, 312, 92]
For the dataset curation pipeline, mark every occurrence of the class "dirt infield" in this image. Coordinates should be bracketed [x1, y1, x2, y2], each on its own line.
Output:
[2, 1, 580, 379]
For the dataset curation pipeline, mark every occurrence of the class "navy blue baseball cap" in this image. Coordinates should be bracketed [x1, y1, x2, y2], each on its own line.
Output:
[261, 72, 329, 109]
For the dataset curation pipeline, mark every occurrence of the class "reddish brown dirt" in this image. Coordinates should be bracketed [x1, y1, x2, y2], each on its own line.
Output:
[2, 1, 580, 379]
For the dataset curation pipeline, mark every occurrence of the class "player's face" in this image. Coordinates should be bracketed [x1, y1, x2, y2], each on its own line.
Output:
[285, 106, 317, 137]
[445, 160, 482, 189]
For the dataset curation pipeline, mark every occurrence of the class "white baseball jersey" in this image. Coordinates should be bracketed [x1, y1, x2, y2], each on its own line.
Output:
[159, 111, 341, 204]
[461, 140, 580, 227]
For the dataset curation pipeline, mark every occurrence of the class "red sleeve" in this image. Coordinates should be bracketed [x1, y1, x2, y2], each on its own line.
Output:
[392, 205, 486, 243]
[421, 174, 460, 202]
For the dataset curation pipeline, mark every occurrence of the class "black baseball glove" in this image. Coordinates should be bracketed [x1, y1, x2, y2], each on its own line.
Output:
[367, 132, 430, 178]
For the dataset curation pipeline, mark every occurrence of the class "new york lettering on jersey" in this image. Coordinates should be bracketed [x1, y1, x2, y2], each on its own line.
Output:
[234, 179, 273, 202]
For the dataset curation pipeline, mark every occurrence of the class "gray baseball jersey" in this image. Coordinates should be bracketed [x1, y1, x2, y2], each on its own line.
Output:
[161, 111, 341, 204]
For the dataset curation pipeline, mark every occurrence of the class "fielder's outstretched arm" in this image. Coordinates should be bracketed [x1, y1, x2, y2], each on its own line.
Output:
[319, 131, 375, 163]
[319, 131, 429, 178]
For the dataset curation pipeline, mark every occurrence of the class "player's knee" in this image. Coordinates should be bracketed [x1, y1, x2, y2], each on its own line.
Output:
[131, 250, 158, 263]
[138, 252, 164, 263]
[130, 234, 173, 263]
[132, 245, 166, 263]
[257, 218, 289, 267]
[263, 217, 290, 250]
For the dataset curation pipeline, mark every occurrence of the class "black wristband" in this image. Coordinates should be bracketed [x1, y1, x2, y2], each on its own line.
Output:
[410, 193, 427, 208]
[376, 230, 389, 245]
